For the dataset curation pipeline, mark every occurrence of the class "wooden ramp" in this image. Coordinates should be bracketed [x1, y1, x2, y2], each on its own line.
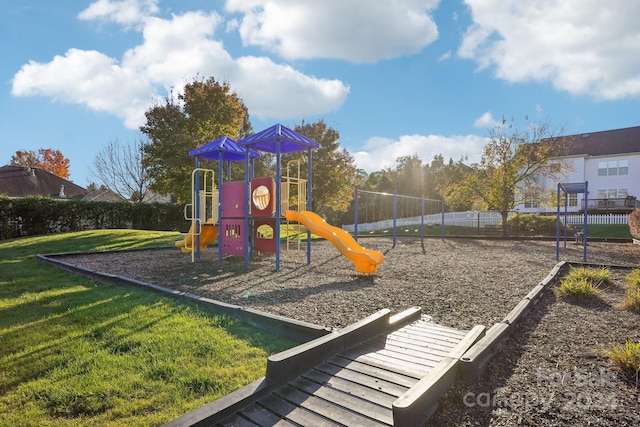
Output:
[165, 308, 485, 427]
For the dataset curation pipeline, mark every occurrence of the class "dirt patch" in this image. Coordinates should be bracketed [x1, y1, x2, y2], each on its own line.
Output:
[56, 237, 640, 426]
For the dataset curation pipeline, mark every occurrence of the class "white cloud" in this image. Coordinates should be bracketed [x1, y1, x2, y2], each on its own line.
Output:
[78, 0, 159, 27]
[352, 133, 486, 173]
[232, 57, 349, 119]
[11, 2, 350, 129]
[473, 111, 500, 128]
[11, 49, 155, 128]
[225, 0, 440, 63]
[438, 50, 452, 62]
[459, 0, 640, 100]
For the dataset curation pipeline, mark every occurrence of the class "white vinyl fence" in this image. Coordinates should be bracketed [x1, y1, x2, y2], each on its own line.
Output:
[563, 214, 628, 225]
[342, 212, 628, 232]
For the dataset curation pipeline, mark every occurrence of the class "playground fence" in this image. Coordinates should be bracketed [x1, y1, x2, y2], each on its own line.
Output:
[342, 212, 629, 233]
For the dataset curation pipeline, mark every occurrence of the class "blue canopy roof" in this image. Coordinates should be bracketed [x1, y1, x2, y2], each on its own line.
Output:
[238, 123, 320, 153]
[188, 136, 260, 161]
[559, 182, 588, 194]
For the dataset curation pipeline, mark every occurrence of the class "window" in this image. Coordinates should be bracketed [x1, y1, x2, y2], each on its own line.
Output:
[597, 189, 628, 199]
[568, 193, 577, 207]
[619, 160, 628, 175]
[524, 196, 540, 208]
[598, 162, 607, 176]
[599, 159, 629, 176]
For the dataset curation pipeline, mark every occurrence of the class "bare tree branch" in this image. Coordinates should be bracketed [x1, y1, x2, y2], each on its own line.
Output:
[93, 136, 152, 203]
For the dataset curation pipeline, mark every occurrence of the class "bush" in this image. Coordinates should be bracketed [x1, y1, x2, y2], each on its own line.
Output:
[629, 208, 640, 240]
[0, 196, 186, 239]
[554, 267, 609, 300]
[508, 213, 560, 235]
[605, 339, 640, 386]
[622, 269, 640, 311]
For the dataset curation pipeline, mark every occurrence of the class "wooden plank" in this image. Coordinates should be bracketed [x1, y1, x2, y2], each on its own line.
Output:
[401, 323, 465, 339]
[216, 413, 261, 426]
[275, 385, 389, 427]
[313, 362, 409, 398]
[381, 334, 457, 357]
[290, 377, 394, 426]
[387, 329, 460, 346]
[326, 356, 419, 388]
[236, 403, 297, 426]
[355, 342, 443, 368]
[303, 368, 402, 406]
[402, 321, 468, 338]
[371, 336, 453, 360]
[391, 325, 464, 341]
[258, 393, 339, 427]
[215, 414, 257, 427]
[390, 330, 462, 347]
[341, 349, 434, 378]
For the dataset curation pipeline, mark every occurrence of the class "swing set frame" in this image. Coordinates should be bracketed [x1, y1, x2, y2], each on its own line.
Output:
[353, 185, 445, 248]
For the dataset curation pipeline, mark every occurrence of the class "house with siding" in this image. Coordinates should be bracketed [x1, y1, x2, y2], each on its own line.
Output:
[515, 126, 640, 214]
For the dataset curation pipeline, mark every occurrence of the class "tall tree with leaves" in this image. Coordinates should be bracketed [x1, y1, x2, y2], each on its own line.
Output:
[141, 76, 252, 202]
[10, 148, 71, 179]
[459, 118, 567, 233]
[426, 155, 475, 211]
[288, 120, 356, 218]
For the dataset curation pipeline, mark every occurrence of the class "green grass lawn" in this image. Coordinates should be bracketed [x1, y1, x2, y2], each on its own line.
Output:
[0, 230, 295, 426]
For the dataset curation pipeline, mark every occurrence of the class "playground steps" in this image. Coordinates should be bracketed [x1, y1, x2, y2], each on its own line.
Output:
[165, 308, 485, 427]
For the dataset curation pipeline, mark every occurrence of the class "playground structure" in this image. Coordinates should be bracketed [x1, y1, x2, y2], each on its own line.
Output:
[556, 181, 589, 262]
[175, 168, 219, 260]
[175, 124, 385, 273]
[352, 185, 445, 249]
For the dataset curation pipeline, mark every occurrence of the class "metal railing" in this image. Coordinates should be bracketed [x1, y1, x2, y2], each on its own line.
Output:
[583, 197, 638, 211]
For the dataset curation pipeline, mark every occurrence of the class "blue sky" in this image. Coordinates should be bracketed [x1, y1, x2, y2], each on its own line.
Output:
[2, 0, 640, 188]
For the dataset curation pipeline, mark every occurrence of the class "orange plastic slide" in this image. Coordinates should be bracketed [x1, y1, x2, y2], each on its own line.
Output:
[285, 210, 384, 274]
[175, 219, 219, 253]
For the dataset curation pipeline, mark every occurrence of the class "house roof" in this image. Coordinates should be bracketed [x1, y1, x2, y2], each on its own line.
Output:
[81, 189, 126, 202]
[555, 125, 640, 157]
[0, 165, 88, 199]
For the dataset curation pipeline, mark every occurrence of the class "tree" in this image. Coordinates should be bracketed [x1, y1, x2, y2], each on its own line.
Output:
[289, 120, 357, 218]
[93, 137, 151, 203]
[141, 76, 252, 203]
[427, 155, 475, 211]
[460, 118, 567, 233]
[10, 148, 70, 179]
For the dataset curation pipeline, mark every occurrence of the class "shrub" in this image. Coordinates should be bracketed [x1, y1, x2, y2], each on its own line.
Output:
[554, 267, 609, 300]
[622, 269, 640, 311]
[0, 196, 186, 239]
[508, 213, 560, 235]
[626, 269, 640, 287]
[629, 208, 640, 240]
[568, 267, 612, 287]
[605, 339, 640, 386]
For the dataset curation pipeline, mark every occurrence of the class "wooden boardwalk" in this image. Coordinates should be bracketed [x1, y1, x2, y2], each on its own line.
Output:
[206, 312, 484, 427]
